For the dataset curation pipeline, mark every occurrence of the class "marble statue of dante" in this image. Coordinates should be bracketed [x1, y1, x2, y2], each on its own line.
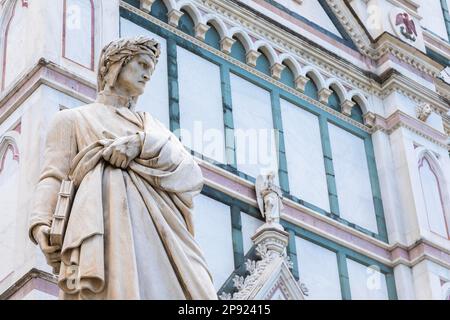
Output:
[28, 36, 218, 300]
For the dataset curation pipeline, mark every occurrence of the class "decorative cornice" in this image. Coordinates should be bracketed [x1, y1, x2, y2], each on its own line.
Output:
[0, 268, 57, 300]
[373, 110, 449, 149]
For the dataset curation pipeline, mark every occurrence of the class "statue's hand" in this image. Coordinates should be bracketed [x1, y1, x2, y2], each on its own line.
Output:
[102, 134, 142, 169]
[33, 225, 61, 270]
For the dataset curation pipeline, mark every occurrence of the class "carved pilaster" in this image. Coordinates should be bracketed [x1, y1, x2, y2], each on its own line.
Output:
[246, 50, 261, 67]
[318, 88, 332, 104]
[195, 23, 210, 41]
[140, 0, 155, 12]
[363, 112, 376, 128]
[167, 9, 183, 27]
[220, 37, 236, 54]
[341, 99, 356, 116]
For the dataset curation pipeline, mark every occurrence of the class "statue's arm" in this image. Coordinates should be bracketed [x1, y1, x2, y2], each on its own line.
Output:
[135, 129, 203, 206]
[29, 110, 77, 244]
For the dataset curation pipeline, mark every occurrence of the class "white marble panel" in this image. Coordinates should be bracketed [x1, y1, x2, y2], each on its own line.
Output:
[295, 237, 342, 300]
[64, 0, 94, 68]
[280, 99, 329, 211]
[273, 0, 342, 37]
[347, 258, 389, 300]
[193, 195, 234, 290]
[177, 47, 225, 163]
[0, 149, 19, 281]
[230, 74, 278, 179]
[328, 123, 378, 233]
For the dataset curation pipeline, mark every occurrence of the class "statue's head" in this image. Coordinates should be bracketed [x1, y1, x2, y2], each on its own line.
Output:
[97, 36, 161, 97]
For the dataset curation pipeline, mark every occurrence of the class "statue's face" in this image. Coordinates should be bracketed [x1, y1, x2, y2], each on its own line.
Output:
[115, 53, 155, 97]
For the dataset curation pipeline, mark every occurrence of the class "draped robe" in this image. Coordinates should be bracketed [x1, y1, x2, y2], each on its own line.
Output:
[29, 99, 217, 300]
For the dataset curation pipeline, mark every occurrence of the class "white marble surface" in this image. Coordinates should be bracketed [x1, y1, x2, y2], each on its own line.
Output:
[271, 0, 342, 38]
[230, 74, 278, 179]
[120, 18, 170, 128]
[4, 1, 28, 88]
[419, 158, 448, 238]
[328, 123, 378, 233]
[64, 0, 93, 68]
[347, 258, 389, 300]
[240, 212, 264, 254]
[177, 47, 225, 163]
[418, 0, 449, 41]
[280, 99, 330, 211]
[0, 149, 19, 281]
[194, 195, 234, 290]
[295, 236, 342, 300]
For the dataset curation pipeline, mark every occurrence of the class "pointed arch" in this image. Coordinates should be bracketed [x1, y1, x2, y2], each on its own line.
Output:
[0, 131, 19, 171]
[417, 148, 450, 239]
[0, 0, 28, 90]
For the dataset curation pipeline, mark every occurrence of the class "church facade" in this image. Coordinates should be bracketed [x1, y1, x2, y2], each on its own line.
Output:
[0, 0, 449, 300]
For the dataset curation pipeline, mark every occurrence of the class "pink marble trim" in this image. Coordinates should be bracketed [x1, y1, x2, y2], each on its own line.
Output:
[8, 277, 58, 300]
[409, 242, 450, 266]
[375, 111, 448, 144]
[377, 52, 434, 83]
[200, 165, 391, 261]
[0, 61, 96, 120]
[423, 32, 450, 57]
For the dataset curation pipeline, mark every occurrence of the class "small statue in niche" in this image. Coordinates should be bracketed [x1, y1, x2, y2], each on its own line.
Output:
[256, 171, 284, 227]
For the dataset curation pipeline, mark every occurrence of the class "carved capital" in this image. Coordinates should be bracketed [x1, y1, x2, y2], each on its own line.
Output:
[140, 0, 155, 12]
[341, 99, 356, 116]
[246, 50, 261, 67]
[271, 63, 285, 80]
[252, 225, 289, 255]
[318, 88, 333, 104]
[220, 37, 236, 54]
[294, 75, 309, 92]
[167, 9, 183, 27]
[363, 112, 376, 128]
[195, 23, 210, 41]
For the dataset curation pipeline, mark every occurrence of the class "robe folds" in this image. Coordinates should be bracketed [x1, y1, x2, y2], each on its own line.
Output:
[29, 102, 218, 300]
